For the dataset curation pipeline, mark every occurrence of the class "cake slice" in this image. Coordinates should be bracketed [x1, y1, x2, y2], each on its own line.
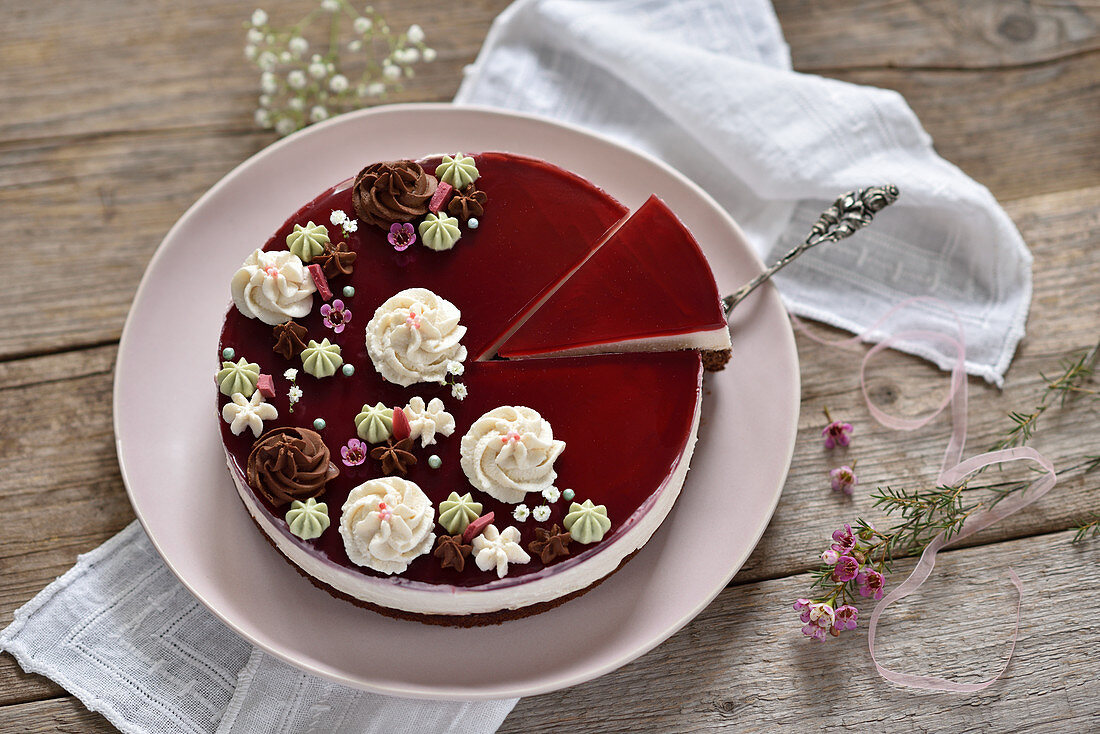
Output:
[497, 195, 731, 368]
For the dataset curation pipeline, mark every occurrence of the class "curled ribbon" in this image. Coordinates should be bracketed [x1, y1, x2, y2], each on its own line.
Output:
[792, 296, 1056, 692]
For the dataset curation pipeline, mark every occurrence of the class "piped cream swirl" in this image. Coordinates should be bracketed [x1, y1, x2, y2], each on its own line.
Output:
[230, 249, 316, 325]
[339, 477, 435, 575]
[460, 406, 566, 504]
[365, 288, 467, 386]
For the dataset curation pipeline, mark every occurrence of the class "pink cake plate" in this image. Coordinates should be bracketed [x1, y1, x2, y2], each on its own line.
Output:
[114, 104, 799, 700]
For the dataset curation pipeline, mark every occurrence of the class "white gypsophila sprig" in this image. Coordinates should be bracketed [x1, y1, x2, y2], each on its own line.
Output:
[244, 1, 432, 136]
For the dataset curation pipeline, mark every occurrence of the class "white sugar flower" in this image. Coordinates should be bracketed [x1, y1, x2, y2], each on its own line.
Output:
[275, 118, 296, 136]
[287, 70, 307, 89]
[542, 486, 561, 503]
[329, 74, 349, 93]
[247, 28, 264, 43]
[423, 48, 436, 63]
[451, 383, 467, 401]
[284, 368, 298, 380]
[254, 109, 272, 128]
[383, 64, 400, 81]
[288, 385, 303, 401]
[309, 61, 327, 79]
[353, 16, 372, 34]
[407, 24, 424, 44]
[446, 360, 464, 376]
[288, 36, 309, 56]
[257, 51, 277, 71]
[251, 9, 268, 26]
[532, 505, 551, 522]
[513, 504, 530, 522]
[472, 525, 531, 578]
[330, 210, 348, 225]
[222, 391, 278, 437]
[309, 105, 328, 123]
[321, 0, 339, 12]
[403, 396, 455, 447]
[260, 71, 277, 94]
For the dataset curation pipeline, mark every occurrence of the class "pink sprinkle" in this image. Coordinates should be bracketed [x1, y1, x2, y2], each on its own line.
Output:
[256, 374, 276, 399]
[264, 265, 280, 278]
[307, 263, 332, 301]
[378, 502, 387, 510]
[405, 313, 421, 329]
[500, 430, 521, 444]
[428, 181, 453, 213]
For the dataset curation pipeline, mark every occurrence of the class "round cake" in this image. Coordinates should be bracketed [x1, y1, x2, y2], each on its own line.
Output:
[217, 151, 731, 625]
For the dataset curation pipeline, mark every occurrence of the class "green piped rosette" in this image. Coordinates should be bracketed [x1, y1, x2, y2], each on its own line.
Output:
[563, 499, 611, 544]
[286, 221, 330, 262]
[418, 213, 461, 251]
[435, 153, 479, 189]
[286, 498, 330, 540]
[301, 338, 342, 378]
[216, 358, 260, 397]
[438, 492, 483, 534]
[355, 402, 393, 443]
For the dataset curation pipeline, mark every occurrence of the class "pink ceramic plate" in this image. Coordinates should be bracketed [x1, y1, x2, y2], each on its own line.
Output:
[114, 104, 799, 699]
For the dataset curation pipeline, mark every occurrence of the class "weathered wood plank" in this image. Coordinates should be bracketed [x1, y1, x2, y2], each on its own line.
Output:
[0, 696, 115, 734]
[500, 529, 1100, 733]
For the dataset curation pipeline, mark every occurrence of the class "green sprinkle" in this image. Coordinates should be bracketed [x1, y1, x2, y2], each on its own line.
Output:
[428, 455, 442, 469]
[563, 488, 575, 501]
[342, 364, 355, 376]
[313, 418, 326, 431]
[221, 347, 235, 360]
[342, 285, 355, 298]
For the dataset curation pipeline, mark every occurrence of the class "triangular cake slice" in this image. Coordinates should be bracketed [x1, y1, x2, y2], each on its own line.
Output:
[497, 195, 731, 368]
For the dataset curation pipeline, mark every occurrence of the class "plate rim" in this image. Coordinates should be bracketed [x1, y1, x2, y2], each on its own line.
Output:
[113, 102, 799, 699]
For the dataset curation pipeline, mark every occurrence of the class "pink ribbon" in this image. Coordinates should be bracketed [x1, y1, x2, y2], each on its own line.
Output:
[792, 296, 1056, 692]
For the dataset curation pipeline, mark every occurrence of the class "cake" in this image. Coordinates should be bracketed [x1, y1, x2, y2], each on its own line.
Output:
[217, 151, 731, 625]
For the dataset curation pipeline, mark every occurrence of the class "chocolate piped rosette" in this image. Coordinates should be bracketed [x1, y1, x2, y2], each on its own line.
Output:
[217, 152, 732, 625]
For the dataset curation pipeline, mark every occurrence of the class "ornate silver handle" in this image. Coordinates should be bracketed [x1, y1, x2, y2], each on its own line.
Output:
[723, 184, 900, 315]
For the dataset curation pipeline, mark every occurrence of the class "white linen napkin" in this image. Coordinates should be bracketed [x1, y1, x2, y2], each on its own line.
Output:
[455, 0, 1032, 386]
[0, 522, 517, 734]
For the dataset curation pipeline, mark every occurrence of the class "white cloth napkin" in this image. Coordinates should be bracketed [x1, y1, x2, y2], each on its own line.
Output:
[455, 0, 1032, 386]
[0, 522, 517, 734]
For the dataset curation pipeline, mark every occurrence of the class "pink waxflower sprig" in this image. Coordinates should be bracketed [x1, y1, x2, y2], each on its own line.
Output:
[794, 520, 889, 641]
[821, 407, 853, 449]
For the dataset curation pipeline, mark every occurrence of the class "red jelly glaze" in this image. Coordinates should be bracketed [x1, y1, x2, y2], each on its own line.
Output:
[499, 195, 727, 358]
[218, 153, 704, 589]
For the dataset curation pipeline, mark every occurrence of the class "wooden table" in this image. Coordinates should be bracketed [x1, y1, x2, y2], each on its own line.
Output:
[2, 1, 1098, 730]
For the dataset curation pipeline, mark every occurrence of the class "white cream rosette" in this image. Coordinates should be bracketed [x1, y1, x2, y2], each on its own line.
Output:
[403, 396, 456, 447]
[230, 248, 316, 325]
[365, 288, 468, 386]
[339, 477, 435, 575]
[460, 406, 566, 504]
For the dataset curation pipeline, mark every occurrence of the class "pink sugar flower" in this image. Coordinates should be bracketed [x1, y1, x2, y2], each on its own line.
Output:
[830, 464, 859, 495]
[834, 604, 859, 631]
[831, 524, 856, 554]
[340, 438, 367, 467]
[821, 548, 840, 565]
[320, 299, 352, 334]
[856, 568, 886, 600]
[388, 222, 416, 251]
[831, 554, 860, 583]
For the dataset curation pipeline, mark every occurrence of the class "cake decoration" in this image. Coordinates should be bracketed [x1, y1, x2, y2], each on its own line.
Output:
[434, 534, 472, 572]
[352, 160, 438, 228]
[306, 263, 332, 301]
[471, 524, 531, 579]
[231, 249, 316, 325]
[370, 438, 417, 475]
[328, 209, 358, 237]
[450, 383, 468, 401]
[273, 320, 309, 359]
[428, 455, 442, 469]
[221, 391, 278, 437]
[340, 438, 367, 467]
[562, 488, 575, 502]
[447, 185, 486, 222]
[341, 364, 355, 376]
[301, 338, 343, 378]
[513, 504, 530, 522]
[438, 492, 482, 534]
[287, 384, 302, 412]
[314, 241, 357, 278]
[312, 418, 326, 431]
[467, 218, 479, 230]
[435, 153, 479, 190]
[403, 396, 455, 447]
[542, 487, 561, 503]
[418, 212, 461, 251]
[365, 288, 468, 386]
[246, 427, 338, 506]
[342, 285, 355, 298]
[217, 358, 260, 398]
[339, 477, 436, 574]
[460, 405, 566, 503]
[391, 407, 412, 442]
[256, 374, 276, 399]
[354, 402, 393, 443]
[221, 347, 235, 360]
[461, 511, 494, 544]
[286, 498, 330, 540]
[563, 499, 611, 544]
[528, 525, 571, 564]
[532, 505, 551, 522]
[387, 222, 417, 251]
[320, 299, 352, 333]
[286, 221, 330, 262]
[427, 181, 453, 214]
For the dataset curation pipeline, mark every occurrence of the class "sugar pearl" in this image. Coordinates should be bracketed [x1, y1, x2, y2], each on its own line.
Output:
[467, 217, 479, 230]
[562, 488, 575, 501]
[313, 418, 326, 430]
[342, 364, 355, 376]
[428, 454, 442, 469]
[342, 285, 355, 297]
[221, 347, 235, 360]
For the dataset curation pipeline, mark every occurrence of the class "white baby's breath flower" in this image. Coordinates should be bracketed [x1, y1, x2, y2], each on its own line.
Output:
[367, 81, 385, 96]
[406, 24, 424, 44]
[347, 39, 362, 52]
[260, 71, 277, 94]
[244, 45, 258, 60]
[284, 368, 298, 380]
[309, 105, 328, 123]
[288, 97, 305, 111]
[513, 504, 530, 522]
[330, 210, 348, 225]
[422, 47, 436, 62]
[257, 51, 277, 71]
[342, 219, 358, 234]
[288, 36, 309, 56]
[382, 64, 400, 81]
[320, 0, 339, 12]
[247, 28, 264, 43]
[308, 61, 327, 79]
[542, 486, 561, 503]
[275, 118, 297, 136]
[353, 16, 372, 34]
[288, 385, 303, 402]
[279, 51, 292, 64]
[251, 9, 268, 26]
[287, 69, 307, 89]
[446, 360, 464, 376]
[451, 383, 467, 401]
[532, 505, 551, 522]
[328, 74, 349, 93]
[254, 109, 272, 128]
[259, 94, 271, 107]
